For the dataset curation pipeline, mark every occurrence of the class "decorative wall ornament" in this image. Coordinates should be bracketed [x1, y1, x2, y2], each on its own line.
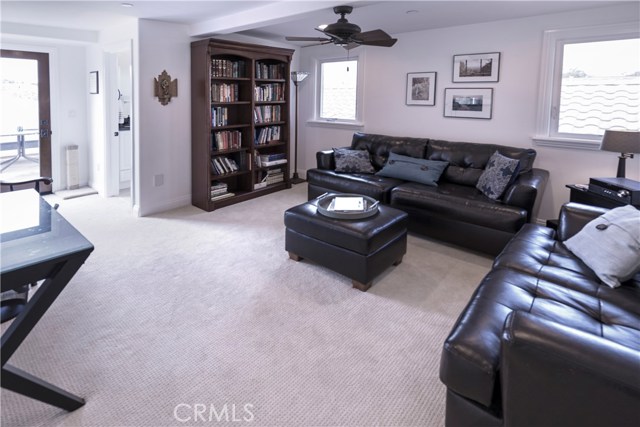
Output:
[154, 70, 178, 105]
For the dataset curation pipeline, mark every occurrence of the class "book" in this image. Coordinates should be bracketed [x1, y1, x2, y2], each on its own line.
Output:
[331, 197, 364, 212]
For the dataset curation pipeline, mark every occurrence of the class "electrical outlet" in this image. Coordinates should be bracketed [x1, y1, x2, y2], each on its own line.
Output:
[154, 174, 164, 187]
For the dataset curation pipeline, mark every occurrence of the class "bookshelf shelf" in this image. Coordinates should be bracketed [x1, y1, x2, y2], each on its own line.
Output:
[192, 38, 293, 211]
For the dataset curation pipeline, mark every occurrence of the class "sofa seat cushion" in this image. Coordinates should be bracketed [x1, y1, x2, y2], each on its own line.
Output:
[306, 168, 404, 203]
[390, 181, 527, 233]
[441, 223, 640, 408]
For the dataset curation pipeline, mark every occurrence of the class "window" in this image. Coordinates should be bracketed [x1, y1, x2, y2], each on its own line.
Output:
[315, 56, 363, 125]
[534, 23, 640, 149]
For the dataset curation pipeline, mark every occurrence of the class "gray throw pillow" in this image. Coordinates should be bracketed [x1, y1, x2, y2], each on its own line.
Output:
[476, 151, 520, 200]
[333, 148, 375, 174]
[564, 204, 640, 288]
[376, 152, 448, 186]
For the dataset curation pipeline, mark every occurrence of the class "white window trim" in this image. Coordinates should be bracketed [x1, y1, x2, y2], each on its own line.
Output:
[532, 22, 640, 150]
[310, 52, 365, 128]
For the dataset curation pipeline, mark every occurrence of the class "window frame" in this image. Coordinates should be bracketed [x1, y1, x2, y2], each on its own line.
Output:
[533, 22, 640, 150]
[310, 53, 365, 129]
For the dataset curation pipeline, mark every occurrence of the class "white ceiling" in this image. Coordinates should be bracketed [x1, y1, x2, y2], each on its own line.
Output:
[0, 1, 630, 44]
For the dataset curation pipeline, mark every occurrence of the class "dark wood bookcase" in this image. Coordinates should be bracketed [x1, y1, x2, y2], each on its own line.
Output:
[191, 38, 294, 211]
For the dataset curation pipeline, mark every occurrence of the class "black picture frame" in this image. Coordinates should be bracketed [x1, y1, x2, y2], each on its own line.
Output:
[406, 72, 437, 106]
[452, 52, 500, 83]
[443, 88, 493, 119]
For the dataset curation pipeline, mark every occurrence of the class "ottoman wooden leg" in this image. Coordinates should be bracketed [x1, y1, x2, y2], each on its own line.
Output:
[393, 256, 403, 266]
[289, 252, 303, 262]
[352, 280, 372, 292]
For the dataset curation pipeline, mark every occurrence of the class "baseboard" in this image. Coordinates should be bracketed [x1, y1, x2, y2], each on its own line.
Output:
[137, 194, 191, 217]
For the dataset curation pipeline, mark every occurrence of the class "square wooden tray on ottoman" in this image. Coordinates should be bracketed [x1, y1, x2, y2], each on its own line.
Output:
[284, 197, 408, 291]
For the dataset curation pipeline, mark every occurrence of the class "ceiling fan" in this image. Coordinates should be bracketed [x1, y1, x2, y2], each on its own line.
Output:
[285, 5, 397, 50]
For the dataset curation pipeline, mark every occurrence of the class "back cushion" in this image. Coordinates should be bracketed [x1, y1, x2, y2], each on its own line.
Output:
[427, 139, 536, 187]
[351, 132, 428, 170]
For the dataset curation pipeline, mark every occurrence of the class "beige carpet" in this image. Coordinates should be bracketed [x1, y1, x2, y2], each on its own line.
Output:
[0, 183, 492, 427]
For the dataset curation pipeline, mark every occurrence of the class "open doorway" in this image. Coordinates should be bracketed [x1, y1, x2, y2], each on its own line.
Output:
[0, 50, 52, 193]
[105, 42, 134, 204]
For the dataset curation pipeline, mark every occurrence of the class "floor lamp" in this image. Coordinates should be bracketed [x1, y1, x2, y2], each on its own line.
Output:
[290, 71, 309, 184]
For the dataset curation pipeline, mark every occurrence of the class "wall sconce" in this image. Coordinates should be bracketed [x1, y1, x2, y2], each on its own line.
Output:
[154, 70, 178, 106]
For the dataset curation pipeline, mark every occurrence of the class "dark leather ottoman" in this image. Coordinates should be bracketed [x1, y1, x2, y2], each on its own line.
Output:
[284, 198, 408, 291]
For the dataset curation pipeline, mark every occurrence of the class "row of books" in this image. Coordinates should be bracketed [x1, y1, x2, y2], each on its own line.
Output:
[211, 156, 240, 175]
[210, 181, 235, 201]
[211, 83, 240, 102]
[211, 107, 230, 127]
[212, 130, 242, 151]
[255, 126, 281, 146]
[256, 153, 287, 168]
[211, 59, 246, 78]
[256, 62, 286, 80]
[254, 105, 281, 123]
[254, 83, 284, 102]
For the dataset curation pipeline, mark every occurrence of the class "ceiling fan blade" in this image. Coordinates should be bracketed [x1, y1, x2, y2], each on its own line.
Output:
[286, 36, 329, 42]
[357, 38, 398, 47]
[303, 40, 334, 48]
[343, 43, 360, 51]
[351, 29, 393, 42]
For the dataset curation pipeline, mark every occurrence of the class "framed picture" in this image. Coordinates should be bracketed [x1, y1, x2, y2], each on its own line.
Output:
[444, 88, 493, 119]
[406, 72, 437, 106]
[452, 52, 500, 83]
[89, 71, 99, 94]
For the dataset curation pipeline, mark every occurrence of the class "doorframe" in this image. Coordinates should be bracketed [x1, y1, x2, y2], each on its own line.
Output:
[1, 49, 53, 193]
[103, 40, 135, 206]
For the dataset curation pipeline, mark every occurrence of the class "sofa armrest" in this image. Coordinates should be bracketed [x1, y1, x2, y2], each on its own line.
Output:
[556, 202, 609, 241]
[502, 168, 549, 222]
[501, 311, 640, 427]
[316, 150, 335, 170]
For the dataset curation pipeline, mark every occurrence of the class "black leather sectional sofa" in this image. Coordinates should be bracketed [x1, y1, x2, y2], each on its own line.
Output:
[307, 132, 549, 255]
[440, 202, 640, 426]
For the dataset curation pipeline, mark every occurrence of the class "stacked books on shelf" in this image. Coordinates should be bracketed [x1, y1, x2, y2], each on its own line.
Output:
[256, 152, 287, 168]
[255, 62, 285, 79]
[253, 105, 281, 123]
[254, 126, 281, 145]
[211, 59, 246, 78]
[255, 168, 285, 189]
[211, 106, 229, 127]
[212, 130, 242, 151]
[210, 181, 235, 202]
[211, 156, 240, 175]
[211, 83, 239, 102]
[254, 83, 284, 102]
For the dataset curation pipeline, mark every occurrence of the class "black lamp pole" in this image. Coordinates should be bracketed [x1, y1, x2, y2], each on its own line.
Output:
[290, 71, 308, 184]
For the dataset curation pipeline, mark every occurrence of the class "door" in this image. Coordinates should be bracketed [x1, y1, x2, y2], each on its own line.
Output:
[0, 50, 52, 193]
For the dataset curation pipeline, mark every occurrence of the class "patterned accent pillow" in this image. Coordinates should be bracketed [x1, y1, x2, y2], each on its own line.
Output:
[476, 151, 520, 200]
[376, 152, 448, 186]
[333, 148, 375, 174]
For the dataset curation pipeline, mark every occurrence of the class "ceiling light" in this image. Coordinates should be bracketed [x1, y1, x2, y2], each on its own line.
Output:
[406, 10, 419, 14]
[318, 24, 328, 30]
[121, 2, 134, 7]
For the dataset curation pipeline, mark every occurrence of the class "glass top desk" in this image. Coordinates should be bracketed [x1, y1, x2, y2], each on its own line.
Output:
[1, 189, 94, 411]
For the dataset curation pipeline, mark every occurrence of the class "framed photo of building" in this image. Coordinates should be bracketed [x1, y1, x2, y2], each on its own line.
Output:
[444, 88, 493, 119]
[406, 72, 437, 106]
[452, 52, 500, 83]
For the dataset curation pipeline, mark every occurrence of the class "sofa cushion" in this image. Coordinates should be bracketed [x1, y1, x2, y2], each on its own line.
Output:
[476, 151, 520, 200]
[333, 148, 376, 174]
[564, 205, 640, 288]
[305, 168, 404, 204]
[376, 152, 448, 186]
[351, 132, 428, 169]
[390, 181, 527, 233]
[427, 139, 536, 187]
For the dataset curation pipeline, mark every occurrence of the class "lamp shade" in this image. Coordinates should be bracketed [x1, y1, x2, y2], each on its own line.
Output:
[291, 71, 309, 83]
[600, 130, 640, 154]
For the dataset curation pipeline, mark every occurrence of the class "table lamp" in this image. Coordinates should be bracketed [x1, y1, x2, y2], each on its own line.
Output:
[599, 130, 640, 178]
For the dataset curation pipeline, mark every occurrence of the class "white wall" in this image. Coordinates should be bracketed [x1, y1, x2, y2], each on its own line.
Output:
[136, 19, 192, 216]
[297, 3, 640, 222]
